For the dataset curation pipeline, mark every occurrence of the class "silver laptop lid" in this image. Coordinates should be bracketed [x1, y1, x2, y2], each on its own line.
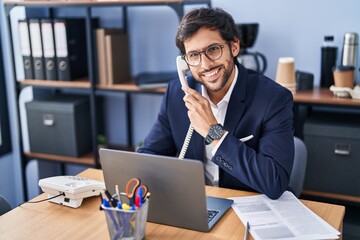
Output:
[99, 149, 210, 231]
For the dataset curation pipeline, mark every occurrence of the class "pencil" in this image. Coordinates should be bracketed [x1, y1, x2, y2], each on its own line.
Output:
[244, 221, 250, 240]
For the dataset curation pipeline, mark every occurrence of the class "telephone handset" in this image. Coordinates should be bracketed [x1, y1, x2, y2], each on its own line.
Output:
[176, 56, 194, 159]
[176, 55, 189, 88]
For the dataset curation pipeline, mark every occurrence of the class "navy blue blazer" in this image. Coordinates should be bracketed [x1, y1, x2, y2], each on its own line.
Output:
[138, 64, 294, 199]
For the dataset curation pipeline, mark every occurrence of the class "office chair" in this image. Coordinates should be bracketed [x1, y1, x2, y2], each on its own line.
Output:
[0, 194, 12, 215]
[289, 137, 308, 198]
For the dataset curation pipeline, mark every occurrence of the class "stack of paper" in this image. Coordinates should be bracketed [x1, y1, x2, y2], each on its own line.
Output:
[230, 191, 340, 240]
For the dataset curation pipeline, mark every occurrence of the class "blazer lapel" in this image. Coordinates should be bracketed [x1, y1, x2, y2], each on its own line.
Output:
[224, 65, 247, 134]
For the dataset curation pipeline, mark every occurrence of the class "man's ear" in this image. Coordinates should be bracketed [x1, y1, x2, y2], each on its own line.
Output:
[231, 37, 240, 57]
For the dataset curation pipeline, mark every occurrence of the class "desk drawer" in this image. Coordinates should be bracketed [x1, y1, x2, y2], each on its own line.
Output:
[303, 112, 360, 198]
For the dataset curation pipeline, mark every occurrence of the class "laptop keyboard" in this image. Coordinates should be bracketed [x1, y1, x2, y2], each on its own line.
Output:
[207, 209, 220, 223]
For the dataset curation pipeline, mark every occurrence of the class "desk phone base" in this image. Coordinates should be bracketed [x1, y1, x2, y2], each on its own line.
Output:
[39, 176, 105, 208]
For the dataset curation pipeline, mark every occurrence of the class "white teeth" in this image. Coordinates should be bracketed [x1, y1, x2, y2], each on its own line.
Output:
[204, 69, 218, 77]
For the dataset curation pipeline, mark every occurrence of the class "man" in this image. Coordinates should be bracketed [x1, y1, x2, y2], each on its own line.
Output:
[138, 7, 294, 199]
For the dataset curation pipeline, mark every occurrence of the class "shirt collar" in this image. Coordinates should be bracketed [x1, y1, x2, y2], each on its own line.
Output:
[202, 65, 239, 106]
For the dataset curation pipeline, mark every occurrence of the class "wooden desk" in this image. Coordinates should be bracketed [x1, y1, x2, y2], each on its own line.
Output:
[0, 169, 345, 240]
[292, 87, 360, 139]
[293, 87, 360, 107]
[293, 87, 360, 203]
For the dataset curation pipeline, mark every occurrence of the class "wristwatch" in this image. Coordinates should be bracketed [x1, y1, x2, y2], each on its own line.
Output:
[204, 124, 225, 145]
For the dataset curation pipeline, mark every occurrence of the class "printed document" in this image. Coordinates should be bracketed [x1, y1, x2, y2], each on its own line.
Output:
[230, 191, 340, 240]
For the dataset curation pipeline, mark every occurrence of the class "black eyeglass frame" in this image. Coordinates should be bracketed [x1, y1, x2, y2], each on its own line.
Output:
[181, 41, 230, 67]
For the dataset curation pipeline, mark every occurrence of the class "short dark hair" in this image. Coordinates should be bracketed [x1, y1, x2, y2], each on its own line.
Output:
[175, 8, 240, 55]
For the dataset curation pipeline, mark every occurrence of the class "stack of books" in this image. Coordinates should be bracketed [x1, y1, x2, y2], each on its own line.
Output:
[95, 28, 131, 85]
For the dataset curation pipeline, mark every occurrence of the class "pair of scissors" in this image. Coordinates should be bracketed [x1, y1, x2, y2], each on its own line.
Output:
[125, 178, 148, 206]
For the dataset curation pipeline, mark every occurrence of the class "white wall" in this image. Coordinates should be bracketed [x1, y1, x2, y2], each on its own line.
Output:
[215, 0, 360, 84]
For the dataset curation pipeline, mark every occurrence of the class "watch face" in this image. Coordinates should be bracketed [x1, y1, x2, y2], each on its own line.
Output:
[209, 124, 224, 139]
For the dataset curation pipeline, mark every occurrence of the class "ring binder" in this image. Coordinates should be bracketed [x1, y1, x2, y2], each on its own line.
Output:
[29, 19, 45, 80]
[53, 18, 88, 81]
[18, 20, 34, 80]
[41, 19, 57, 80]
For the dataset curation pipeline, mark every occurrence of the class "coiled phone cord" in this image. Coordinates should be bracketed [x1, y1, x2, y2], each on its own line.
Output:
[178, 125, 194, 159]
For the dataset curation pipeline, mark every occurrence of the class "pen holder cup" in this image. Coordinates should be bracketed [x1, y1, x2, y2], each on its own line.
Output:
[102, 201, 149, 240]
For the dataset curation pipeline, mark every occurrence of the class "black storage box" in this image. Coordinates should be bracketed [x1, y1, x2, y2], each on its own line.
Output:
[26, 95, 91, 157]
[303, 111, 360, 197]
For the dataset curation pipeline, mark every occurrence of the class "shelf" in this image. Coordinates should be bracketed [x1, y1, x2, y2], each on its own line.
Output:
[18, 79, 167, 93]
[24, 144, 135, 166]
[24, 151, 95, 165]
[96, 81, 166, 93]
[19, 79, 91, 89]
[4, 0, 209, 6]
[3, 0, 211, 22]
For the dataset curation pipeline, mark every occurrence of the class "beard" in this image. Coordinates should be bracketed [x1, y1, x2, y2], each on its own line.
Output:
[192, 57, 234, 93]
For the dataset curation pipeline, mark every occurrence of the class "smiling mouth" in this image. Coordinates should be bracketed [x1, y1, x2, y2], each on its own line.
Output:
[202, 66, 221, 78]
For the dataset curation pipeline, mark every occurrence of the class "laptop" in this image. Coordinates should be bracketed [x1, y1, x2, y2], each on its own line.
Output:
[99, 149, 233, 232]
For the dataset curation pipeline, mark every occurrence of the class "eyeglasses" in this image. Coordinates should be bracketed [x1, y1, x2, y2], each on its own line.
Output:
[182, 41, 230, 67]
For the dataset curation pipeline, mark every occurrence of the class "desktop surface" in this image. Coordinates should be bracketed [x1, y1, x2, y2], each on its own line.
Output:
[0, 168, 345, 240]
[293, 87, 360, 106]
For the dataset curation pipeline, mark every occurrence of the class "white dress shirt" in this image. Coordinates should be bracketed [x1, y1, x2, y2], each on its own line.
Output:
[202, 66, 238, 186]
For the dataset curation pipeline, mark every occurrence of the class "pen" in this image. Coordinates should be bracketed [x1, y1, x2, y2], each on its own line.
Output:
[244, 221, 250, 240]
[105, 189, 117, 207]
[144, 192, 151, 202]
[135, 194, 141, 209]
[102, 198, 111, 208]
[122, 203, 131, 210]
[137, 187, 143, 207]
[115, 184, 121, 202]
